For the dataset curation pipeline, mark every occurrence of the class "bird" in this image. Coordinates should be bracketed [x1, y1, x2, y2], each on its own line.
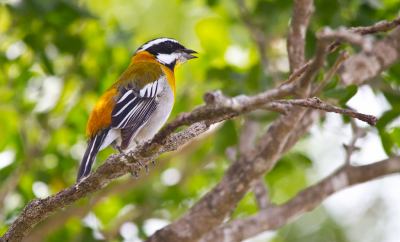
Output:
[77, 38, 197, 182]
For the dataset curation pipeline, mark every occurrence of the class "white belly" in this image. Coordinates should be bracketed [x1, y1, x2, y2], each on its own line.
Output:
[106, 79, 174, 152]
[131, 82, 174, 146]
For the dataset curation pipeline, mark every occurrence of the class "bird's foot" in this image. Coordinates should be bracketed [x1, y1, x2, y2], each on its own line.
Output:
[131, 171, 139, 179]
[145, 161, 156, 174]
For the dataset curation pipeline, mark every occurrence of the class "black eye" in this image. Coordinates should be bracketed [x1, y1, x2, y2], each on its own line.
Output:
[164, 42, 173, 48]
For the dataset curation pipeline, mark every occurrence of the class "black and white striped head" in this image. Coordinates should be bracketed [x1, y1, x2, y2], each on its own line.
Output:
[135, 38, 197, 70]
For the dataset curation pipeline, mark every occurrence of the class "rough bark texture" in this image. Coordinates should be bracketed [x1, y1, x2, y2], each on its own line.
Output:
[339, 27, 400, 86]
[287, 0, 315, 73]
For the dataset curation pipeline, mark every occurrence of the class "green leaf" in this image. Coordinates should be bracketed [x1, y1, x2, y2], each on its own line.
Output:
[379, 130, 394, 156]
[316, 70, 324, 83]
[391, 127, 400, 148]
[376, 110, 400, 130]
[383, 91, 400, 110]
[322, 87, 347, 99]
[322, 75, 339, 91]
[215, 120, 238, 155]
[339, 85, 358, 105]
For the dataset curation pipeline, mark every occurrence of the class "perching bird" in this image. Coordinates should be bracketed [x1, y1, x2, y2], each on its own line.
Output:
[77, 38, 197, 182]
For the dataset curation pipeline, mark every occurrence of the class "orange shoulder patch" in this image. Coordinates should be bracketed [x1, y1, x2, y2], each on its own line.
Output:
[86, 87, 119, 139]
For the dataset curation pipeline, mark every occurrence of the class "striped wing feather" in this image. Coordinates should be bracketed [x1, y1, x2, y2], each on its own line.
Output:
[111, 87, 158, 150]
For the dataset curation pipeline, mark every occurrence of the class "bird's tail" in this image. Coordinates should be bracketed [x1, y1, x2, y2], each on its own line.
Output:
[77, 130, 109, 182]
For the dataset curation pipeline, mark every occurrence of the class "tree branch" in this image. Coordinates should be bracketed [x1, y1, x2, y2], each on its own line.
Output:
[343, 118, 366, 165]
[313, 50, 349, 96]
[287, 0, 315, 73]
[252, 180, 270, 210]
[296, 29, 329, 93]
[285, 16, 400, 87]
[276, 97, 378, 126]
[327, 16, 400, 54]
[339, 26, 400, 86]
[199, 156, 400, 242]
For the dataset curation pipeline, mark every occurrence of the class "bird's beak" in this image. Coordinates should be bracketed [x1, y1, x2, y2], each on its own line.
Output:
[177, 48, 198, 60]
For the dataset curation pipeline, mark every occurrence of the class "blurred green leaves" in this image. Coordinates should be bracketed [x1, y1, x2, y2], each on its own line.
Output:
[266, 153, 312, 204]
[1, 0, 399, 241]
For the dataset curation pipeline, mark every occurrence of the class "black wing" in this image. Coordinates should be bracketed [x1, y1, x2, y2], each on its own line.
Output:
[111, 84, 159, 150]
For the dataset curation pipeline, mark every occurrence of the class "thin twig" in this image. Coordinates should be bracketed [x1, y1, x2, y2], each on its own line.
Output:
[297, 31, 330, 93]
[313, 50, 349, 96]
[253, 180, 270, 210]
[280, 61, 311, 87]
[343, 118, 367, 165]
[327, 16, 400, 54]
[276, 97, 378, 125]
[284, 16, 400, 88]
[321, 29, 374, 54]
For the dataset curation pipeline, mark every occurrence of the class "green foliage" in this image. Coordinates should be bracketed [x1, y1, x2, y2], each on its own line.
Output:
[0, 0, 399, 241]
[323, 87, 348, 99]
[265, 152, 312, 204]
[339, 85, 358, 106]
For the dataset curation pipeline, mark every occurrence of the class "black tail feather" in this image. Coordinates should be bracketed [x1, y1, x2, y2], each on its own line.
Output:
[77, 129, 109, 182]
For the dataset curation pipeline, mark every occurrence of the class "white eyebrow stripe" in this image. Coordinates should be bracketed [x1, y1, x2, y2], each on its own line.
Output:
[136, 38, 179, 53]
[117, 90, 133, 104]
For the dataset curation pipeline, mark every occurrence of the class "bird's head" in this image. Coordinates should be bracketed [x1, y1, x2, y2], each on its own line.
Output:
[135, 38, 197, 71]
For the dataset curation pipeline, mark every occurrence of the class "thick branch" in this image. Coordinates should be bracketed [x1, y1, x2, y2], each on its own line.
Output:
[276, 97, 378, 125]
[287, 0, 315, 73]
[200, 157, 400, 242]
[339, 26, 400, 86]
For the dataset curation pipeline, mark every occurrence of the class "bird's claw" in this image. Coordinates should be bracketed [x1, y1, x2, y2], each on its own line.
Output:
[131, 171, 139, 179]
